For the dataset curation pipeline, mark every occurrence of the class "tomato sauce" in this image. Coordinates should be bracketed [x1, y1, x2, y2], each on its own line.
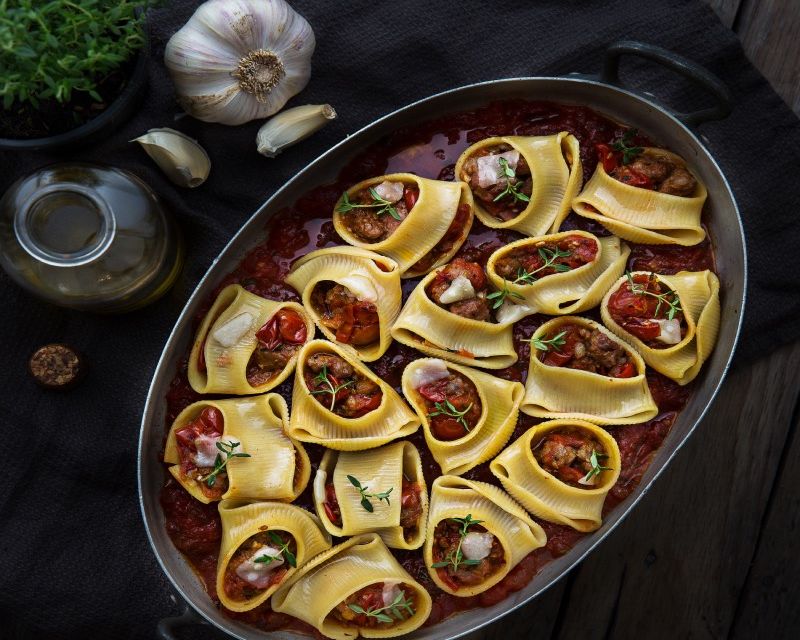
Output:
[158, 100, 715, 632]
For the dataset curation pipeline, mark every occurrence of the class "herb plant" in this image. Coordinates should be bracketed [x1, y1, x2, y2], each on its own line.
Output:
[336, 188, 401, 220]
[204, 440, 250, 487]
[253, 531, 297, 568]
[612, 128, 644, 165]
[486, 280, 524, 309]
[431, 514, 486, 572]
[526, 330, 567, 352]
[580, 450, 613, 485]
[0, 1, 156, 110]
[348, 589, 415, 623]
[347, 475, 393, 513]
[493, 157, 530, 204]
[626, 272, 682, 320]
[427, 399, 474, 432]
[513, 246, 573, 285]
[309, 364, 354, 411]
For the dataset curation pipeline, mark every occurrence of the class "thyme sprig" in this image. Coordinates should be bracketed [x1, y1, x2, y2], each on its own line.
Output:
[203, 440, 250, 487]
[612, 128, 644, 165]
[513, 246, 573, 285]
[493, 157, 531, 204]
[348, 589, 415, 624]
[253, 531, 297, 568]
[626, 272, 682, 320]
[427, 399, 474, 432]
[525, 330, 567, 352]
[309, 364, 355, 411]
[431, 514, 485, 572]
[336, 188, 401, 220]
[347, 475, 393, 513]
[580, 450, 613, 485]
[486, 280, 524, 309]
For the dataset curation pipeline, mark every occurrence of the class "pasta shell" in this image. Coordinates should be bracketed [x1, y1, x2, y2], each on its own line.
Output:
[333, 173, 474, 277]
[485, 231, 630, 315]
[601, 270, 720, 385]
[288, 340, 420, 450]
[490, 419, 621, 532]
[402, 359, 523, 475]
[188, 284, 314, 395]
[454, 132, 582, 235]
[216, 500, 331, 612]
[423, 476, 546, 597]
[272, 533, 433, 639]
[164, 394, 310, 503]
[285, 246, 401, 361]
[571, 148, 707, 245]
[521, 316, 658, 424]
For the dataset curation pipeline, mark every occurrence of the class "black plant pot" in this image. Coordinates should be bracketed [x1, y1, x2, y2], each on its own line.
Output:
[0, 39, 149, 152]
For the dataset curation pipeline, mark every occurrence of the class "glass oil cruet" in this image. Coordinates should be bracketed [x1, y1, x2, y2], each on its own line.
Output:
[0, 163, 183, 312]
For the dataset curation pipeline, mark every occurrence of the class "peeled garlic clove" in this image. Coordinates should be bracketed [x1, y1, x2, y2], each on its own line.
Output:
[131, 128, 211, 188]
[256, 104, 336, 157]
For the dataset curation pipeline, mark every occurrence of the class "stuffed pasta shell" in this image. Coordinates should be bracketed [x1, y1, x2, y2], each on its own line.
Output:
[572, 145, 707, 246]
[601, 270, 720, 385]
[216, 500, 332, 612]
[522, 316, 658, 424]
[272, 533, 432, 639]
[333, 173, 474, 277]
[486, 231, 629, 316]
[188, 284, 313, 395]
[288, 340, 420, 450]
[401, 358, 523, 475]
[391, 258, 518, 369]
[285, 247, 401, 361]
[454, 132, 582, 235]
[424, 476, 546, 597]
[491, 420, 621, 532]
[163, 394, 310, 504]
[313, 441, 428, 549]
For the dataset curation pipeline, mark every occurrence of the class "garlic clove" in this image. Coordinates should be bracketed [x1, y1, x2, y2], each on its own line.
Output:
[131, 128, 211, 188]
[256, 104, 336, 157]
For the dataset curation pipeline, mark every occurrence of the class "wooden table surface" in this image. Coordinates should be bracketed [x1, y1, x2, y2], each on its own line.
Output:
[468, 4, 800, 637]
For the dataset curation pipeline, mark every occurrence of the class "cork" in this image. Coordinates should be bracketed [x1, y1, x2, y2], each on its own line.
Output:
[28, 343, 87, 390]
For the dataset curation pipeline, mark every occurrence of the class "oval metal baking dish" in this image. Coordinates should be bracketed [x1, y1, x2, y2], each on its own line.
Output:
[139, 41, 746, 640]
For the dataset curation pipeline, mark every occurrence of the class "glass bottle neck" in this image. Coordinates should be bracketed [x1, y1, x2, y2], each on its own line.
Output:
[14, 184, 116, 267]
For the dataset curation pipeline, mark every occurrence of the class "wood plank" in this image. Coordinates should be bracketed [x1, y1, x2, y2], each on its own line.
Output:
[735, 0, 800, 115]
[705, 0, 743, 28]
[729, 390, 800, 637]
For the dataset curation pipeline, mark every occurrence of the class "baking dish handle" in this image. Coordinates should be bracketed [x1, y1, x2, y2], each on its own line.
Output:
[600, 40, 733, 127]
[157, 605, 213, 639]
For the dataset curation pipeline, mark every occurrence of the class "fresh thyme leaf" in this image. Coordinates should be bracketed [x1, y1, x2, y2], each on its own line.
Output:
[625, 271, 682, 321]
[513, 246, 573, 285]
[431, 514, 487, 573]
[347, 590, 415, 623]
[335, 188, 400, 219]
[486, 280, 525, 309]
[203, 440, 250, 487]
[580, 449, 613, 484]
[493, 157, 531, 204]
[309, 364, 355, 411]
[255, 531, 297, 568]
[347, 474, 393, 513]
[427, 399, 474, 432]
[525, 330, 567, 352]
[611, 128, 644, 164]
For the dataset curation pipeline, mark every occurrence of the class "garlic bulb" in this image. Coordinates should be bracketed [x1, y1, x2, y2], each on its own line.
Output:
[131, 128, 211, 188]
[256, 104, 336, 157]
[165, 0, 315, 126]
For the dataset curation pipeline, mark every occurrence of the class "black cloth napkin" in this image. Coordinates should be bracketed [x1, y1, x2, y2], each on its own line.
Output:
[2, 1, 799, 638]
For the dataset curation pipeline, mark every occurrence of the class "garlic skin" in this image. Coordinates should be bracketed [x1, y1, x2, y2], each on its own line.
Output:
[256, 104, 336, 157]
[131, 128, 211, 188]
[165, 0, 315, 126]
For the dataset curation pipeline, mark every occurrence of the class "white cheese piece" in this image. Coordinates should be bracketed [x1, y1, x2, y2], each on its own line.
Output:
[410, 358, 450, 389]
[192, 435, 241, 467]
[654, 318, 682, 345]
[495, 300, 533, 325]
[438, 275, 476, 304]
[476, 150, 520, 188]
[373, 180, 405, 203]
[338, 275, 378, 303]
[211, 312, 254, 348]
[235, 545, 285, 588]
[313, 469, 327, 507]
[382, 580, 402, 606]
[461, 532, 494, 561]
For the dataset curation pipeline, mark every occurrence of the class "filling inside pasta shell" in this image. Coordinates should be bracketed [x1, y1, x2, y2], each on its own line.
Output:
[423, 476, 546, 597]
[485, 231, 630, 316]
[215, 499, 332, 612]
[571, 148, 707, 246]
[271, 533, 433, 639]
[313, 441, 428, 549]
[490, 419, 621, 532]
[288, 339, 420, 451]
[454, 132, 581, 235]
[188, 284, 314, 395]
[285, 246, 402, 361]
[163, 394, 310, 504]
[600, 270, 720, 385]
[521, 316, 658, 425]
[332, 173, 474, 278]
[401, 358, 523, 475]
